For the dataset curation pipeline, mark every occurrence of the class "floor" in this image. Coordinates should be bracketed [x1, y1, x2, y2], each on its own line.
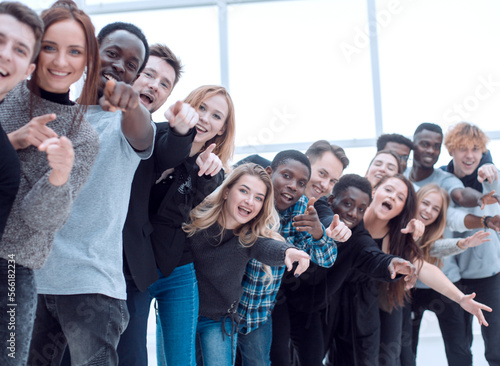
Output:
[146, 304, 488, 365]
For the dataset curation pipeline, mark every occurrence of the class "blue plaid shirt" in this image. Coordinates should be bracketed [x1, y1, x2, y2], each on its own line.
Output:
[238, 195, 337, 334]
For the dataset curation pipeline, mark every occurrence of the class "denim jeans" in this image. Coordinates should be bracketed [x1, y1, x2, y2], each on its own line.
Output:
[409, 286, 471, 366]
[0, 258, 37, 365]
[117, 278, 152, 366]
[379, 306, 403, 366]
[197, 316, 237, 366]
[149, 263, 199, 366]
[237, 319, 272, 366]
[461, 273, 500, 366]
[28, 294, 129, 366]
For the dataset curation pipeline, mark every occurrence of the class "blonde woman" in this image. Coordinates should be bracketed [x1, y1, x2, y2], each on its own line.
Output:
[149, 85, 236, 366]
[184, 163, 310, 365]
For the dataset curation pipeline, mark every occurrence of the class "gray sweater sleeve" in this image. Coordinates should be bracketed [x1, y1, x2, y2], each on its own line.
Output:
[20, 120, 98, 232]
[429, 238, 465, 258]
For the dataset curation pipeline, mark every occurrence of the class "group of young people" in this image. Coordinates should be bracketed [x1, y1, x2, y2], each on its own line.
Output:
[0, 1, 499, 366]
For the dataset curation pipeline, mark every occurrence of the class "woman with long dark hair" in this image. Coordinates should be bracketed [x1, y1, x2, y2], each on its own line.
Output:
[362, 175, 491, 365]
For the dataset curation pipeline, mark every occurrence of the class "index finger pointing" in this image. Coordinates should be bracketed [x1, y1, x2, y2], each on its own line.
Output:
[307, 197, 317, 208]
[34, 113, 57, 126]
[203, 143, 216, 156]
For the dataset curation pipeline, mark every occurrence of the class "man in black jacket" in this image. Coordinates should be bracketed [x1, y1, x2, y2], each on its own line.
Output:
[117, 44, 198, 366]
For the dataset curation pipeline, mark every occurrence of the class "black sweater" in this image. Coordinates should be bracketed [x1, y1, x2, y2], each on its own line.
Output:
[191, 223, 292, 321]
[0, 124, 19, 241]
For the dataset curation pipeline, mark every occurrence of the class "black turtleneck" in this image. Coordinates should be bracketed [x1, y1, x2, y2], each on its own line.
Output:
[39, 88, 74, 106]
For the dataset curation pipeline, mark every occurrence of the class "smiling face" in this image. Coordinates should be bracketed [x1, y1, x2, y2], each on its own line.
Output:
[371, 177, 408, 221]
[306, 151, 344, 200]
[366, 153, 399, 187]
[267, 159, 310, 211]
[192, 93, 228, 152]
[329, 186, 370, 229]
[35, 19, 86, 94]
[133, 55, 175, 113]
[450, 145, 482, 178]
[223, 174, 267, 230]
[0, 14, 36, 101]
[98, 29, 145, 95]
[417, 191, 442, 227]
[413, 130, 442, 169]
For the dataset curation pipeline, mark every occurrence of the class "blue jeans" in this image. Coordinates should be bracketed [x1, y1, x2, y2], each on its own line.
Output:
[461, 273, 500, 366]
[28, 294, 129, 366]
[237, 319, 272, 366]
[117, 278, 152, 366]
[197, 316, 237, 366]
[149, 263, 199, 366]
[0, 258, 37, 365]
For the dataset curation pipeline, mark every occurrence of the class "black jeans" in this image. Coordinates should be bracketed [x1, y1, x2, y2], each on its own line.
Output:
[461, 273, 500, 366]
[270, 300, 325, 366]
[379, 306, 403, 366]
[0, 258, 37, 365]
[409, 285, 471, 366]
[28, 294, 129, 366]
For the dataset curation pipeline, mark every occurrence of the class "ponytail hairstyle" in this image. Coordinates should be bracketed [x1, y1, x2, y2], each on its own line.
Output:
[31, 0, 99, 107]
[184, 85, 235, 171]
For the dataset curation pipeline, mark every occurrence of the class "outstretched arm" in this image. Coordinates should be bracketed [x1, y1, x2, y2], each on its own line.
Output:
[418, 260, 492, 326]
[100, 80, 153, 151]
[388, 258, 417, 289]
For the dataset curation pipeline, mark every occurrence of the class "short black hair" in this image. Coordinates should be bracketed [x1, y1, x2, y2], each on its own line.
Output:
[270, 150, 311, 179]
[97, 22, 150, 74]
[376, 133, 414, 151]
[414, 123, 443, 138]
[332, 174, 372, 204]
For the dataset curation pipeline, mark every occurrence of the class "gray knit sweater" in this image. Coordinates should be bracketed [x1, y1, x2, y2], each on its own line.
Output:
[190, 223, 293, 321]
[0, 82, 99, 269]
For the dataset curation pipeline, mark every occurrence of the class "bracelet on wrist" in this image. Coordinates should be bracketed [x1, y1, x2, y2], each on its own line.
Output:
[481, 215, 492, 229]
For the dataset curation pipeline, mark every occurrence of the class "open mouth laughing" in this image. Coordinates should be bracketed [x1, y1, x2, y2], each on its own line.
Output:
[196, 124, 208, 133]
[381, 200, 393, 210]
[139, 91, 155, 105]
[0, 67, 9, 77]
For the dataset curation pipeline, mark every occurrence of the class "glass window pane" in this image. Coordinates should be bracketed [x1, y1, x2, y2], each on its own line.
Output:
[228, 0, 375, 150]
[378, 0, 500, 136]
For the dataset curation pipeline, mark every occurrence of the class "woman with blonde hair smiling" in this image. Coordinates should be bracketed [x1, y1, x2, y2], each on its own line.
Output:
[148, 85, 236, 366]
[184, 163, 310, 365]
